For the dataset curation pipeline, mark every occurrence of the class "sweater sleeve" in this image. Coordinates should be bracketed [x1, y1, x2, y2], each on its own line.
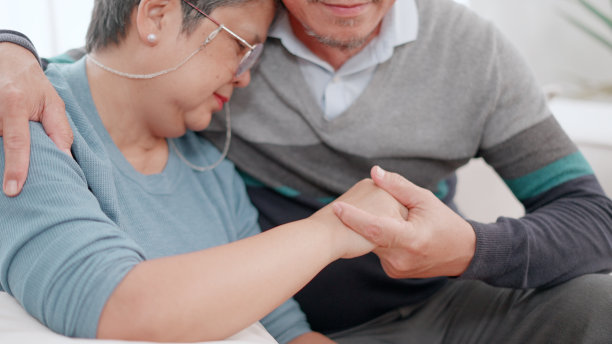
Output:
[459, 25, 612, 288]
[0, 29, 85, 70]
[462, 161, 612, 288]
[0, 122, 146, 338]
[0, 30, 41, 65]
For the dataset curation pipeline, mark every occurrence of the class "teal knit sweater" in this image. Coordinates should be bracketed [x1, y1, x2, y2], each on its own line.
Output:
[0, 59, 309, 343]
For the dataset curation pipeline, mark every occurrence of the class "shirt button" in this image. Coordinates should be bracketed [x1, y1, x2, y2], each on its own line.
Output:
[332, 76, 341, 83]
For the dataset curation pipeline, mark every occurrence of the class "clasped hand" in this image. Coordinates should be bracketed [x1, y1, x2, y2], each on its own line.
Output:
[333, 166, 476, 279]
[309, 176, 408, 260]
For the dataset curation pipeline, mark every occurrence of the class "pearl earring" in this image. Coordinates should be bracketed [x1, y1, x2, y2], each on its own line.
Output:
[147, 34, 158, 43]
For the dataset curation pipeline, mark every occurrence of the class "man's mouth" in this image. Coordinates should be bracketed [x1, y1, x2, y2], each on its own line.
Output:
[320, 2, 370, 17]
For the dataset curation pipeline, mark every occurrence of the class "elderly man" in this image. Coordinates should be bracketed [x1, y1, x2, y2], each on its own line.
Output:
[1, 0, 612, 343]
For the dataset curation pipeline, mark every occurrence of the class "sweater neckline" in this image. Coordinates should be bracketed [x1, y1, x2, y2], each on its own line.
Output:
[261, 38, 397, 132]
[60, 58, 183, 195]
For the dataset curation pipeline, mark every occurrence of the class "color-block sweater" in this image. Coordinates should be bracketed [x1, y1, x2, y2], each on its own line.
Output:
[202, 0, 612, 333]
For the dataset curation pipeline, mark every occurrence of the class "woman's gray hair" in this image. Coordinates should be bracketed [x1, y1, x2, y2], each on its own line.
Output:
[85, 0, 256, 52]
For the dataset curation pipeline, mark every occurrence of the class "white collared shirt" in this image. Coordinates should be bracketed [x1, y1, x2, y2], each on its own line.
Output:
[269, 1, 419, 120]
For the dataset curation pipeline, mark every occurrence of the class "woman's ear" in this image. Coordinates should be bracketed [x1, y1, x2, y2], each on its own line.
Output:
[135, 0, 177, 46]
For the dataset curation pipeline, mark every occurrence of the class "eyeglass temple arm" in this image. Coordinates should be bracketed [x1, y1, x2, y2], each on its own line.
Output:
[182, 0, 255, 50]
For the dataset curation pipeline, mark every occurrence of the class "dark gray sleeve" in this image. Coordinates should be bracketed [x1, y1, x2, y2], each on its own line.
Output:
[462, 174, 612, 289]
[0, 30, 42, 66]
[456, 16, 612, 289]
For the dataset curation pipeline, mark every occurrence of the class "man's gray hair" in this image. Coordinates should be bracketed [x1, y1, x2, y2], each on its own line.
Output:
[85, 0, 254, 52]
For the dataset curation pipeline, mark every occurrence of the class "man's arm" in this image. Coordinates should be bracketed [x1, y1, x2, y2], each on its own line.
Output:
[0, 31, 72, 197]
[335, 164, 612, 289]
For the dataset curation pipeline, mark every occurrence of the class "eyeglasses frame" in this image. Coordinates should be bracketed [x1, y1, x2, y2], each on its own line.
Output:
[181, 0, 263, 76]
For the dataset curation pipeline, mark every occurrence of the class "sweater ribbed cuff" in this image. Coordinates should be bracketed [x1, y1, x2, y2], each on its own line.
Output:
[459, 219, 514, 283]
[0, 30, 42, 66]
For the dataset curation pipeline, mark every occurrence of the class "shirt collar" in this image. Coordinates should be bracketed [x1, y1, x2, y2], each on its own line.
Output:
[269, 0, 419, 73]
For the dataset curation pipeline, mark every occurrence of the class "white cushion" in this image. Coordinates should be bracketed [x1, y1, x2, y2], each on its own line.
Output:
[0, 292, 277, 344]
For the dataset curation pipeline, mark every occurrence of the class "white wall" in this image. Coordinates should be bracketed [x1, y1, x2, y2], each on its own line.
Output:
[469, 0, 612, 98]
[0, 0, 94, 57]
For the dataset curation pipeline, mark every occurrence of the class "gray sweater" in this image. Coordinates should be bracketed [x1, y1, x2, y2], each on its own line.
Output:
[203, 0, 612, 332]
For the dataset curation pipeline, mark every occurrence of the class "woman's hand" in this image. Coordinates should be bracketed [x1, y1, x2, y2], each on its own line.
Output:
[311, 177, 409, 260]
[333, 166, 476, 278]
[0, 42, 72, 196]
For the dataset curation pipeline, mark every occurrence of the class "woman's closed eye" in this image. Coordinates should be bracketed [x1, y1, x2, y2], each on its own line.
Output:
[235, 39, 248, 55]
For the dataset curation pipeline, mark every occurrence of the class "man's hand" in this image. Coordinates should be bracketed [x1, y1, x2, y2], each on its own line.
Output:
[0, 42, 72, 197]
[333, 166, 476, 279]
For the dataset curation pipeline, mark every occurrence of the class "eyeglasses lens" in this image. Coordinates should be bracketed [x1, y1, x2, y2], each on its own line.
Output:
[236, 43, 264, 77]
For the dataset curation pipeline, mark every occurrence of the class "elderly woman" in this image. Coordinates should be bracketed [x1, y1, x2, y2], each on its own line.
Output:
[0, 0, 406, 343]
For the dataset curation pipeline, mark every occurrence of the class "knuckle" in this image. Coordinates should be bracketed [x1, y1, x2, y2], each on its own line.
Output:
[387, 170, 404, 184]
[3, 88, 28, 112]
[384, 265, 404, 279]
[48, 96, 66, 113]
[59, 127, 75, 145]
[396, 260, 412, 273]
[408, 237, 426, 253]
[3, 131, 29, 152]
[368, 220, 386, 242]
[387, 255, 404, 271]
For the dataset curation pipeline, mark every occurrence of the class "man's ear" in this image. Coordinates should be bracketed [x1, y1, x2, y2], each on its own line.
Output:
[135, 0, 177, 46]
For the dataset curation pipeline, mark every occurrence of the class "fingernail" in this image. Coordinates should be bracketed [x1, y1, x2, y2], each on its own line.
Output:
[374, 166, 385, 179]
[4, 180, 19, 196]
[332, 203, 343, 216]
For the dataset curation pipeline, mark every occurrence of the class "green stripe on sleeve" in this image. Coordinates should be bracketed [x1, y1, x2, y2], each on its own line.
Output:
[238, 170, 302, 198]
[434, 179, 449, 200]
[317, 196, 336, 204]
[274, 185, 301, 198]
[238, 170, 266, 187]
[504, 152, 593, 201]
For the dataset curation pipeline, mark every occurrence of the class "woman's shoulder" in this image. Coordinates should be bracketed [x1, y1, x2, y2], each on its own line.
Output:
[42, 60, 115, 180]
[44, 59, 96, 132]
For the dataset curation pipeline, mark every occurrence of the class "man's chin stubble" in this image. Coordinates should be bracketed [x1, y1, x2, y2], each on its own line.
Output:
[303, 22, 374, 51]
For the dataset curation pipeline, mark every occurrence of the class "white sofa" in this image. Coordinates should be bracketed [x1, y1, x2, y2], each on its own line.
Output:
[0, 292, 277, 344]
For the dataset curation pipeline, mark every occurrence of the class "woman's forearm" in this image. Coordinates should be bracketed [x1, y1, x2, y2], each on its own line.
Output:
[97, 217, 342, 342]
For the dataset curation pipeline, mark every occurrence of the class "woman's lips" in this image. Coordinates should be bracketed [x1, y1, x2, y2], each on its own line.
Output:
[213, 93, 229, 110]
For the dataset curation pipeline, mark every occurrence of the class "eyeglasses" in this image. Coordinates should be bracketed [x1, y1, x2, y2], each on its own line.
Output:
[182, 0, 264, 77]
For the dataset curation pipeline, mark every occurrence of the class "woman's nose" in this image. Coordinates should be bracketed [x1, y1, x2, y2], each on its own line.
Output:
[232, 70, 251, 88]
